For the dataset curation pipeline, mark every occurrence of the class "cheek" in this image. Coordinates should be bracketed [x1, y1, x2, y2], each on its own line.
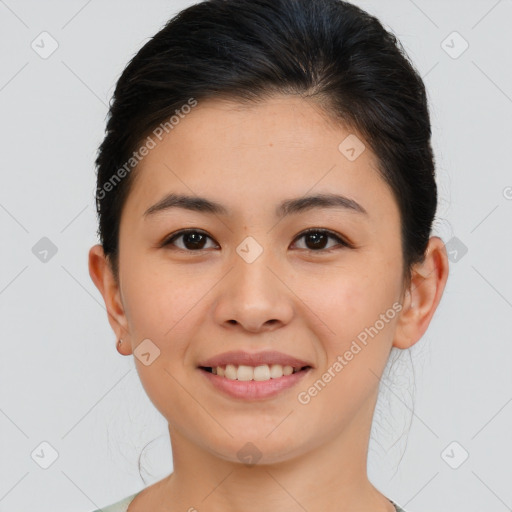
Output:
[124, 267, 202, 416]
[302, 264, 400, 352]
[121, 257, 200, 338]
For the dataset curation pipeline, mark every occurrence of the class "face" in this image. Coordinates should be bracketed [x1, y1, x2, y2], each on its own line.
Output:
[99, 95, 410, 464]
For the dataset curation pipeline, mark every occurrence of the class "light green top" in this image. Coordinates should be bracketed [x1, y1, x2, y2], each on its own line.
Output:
[93, 492, 407, 511]
[92, 492, 140, 512]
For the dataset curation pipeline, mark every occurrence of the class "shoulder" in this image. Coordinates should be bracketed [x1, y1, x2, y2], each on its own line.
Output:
[90, 492, 140, 512]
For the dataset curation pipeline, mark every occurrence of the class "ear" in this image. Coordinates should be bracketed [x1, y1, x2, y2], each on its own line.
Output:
[393, 236, 450, 349]
[88, 244, 131, 354]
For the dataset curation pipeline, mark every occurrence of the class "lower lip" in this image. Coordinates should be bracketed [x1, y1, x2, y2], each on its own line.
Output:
[199, 367, 311, 400]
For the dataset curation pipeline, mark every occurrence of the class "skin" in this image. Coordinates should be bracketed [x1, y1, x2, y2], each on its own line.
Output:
[89, 95, 449, 512]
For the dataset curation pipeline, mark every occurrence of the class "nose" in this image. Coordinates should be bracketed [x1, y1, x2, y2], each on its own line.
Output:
[213, 245, 294, 333]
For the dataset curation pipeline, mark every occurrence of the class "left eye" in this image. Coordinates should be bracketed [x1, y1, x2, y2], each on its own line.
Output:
[162, 228, 350, 252]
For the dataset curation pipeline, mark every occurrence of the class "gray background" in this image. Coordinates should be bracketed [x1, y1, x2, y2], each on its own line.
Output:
[0, 1, 511, 511]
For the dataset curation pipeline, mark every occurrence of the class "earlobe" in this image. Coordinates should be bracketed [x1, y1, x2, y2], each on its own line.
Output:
[393, 236, 450, 349]
[88, 244, 130, 347]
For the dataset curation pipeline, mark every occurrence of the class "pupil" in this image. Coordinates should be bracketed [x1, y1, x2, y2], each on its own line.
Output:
[185, 232, 205, 249]
[306, 232, 326, 250]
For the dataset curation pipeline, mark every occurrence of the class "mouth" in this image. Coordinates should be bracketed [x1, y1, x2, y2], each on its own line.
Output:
[199, 363, 312, 381]
[198, 363, 312, 400]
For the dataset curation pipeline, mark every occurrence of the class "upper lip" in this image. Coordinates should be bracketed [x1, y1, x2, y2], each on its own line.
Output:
[198, 350, 313, 369]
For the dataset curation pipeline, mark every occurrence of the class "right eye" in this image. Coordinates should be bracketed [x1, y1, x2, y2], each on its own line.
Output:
[162, 229, 219, 252]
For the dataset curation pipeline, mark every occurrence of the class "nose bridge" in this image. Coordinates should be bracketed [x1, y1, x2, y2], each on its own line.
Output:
[214, 235, 293, 331]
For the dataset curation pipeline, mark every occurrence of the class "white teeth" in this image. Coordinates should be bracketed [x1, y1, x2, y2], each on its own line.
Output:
[213, 363, 299, 381]
[253, 365, 270, 381]
[269, 363, 284, 379]
[237, 365, 253, 381]
[283, 365, 293, 376]
[225, 364, 237, 380]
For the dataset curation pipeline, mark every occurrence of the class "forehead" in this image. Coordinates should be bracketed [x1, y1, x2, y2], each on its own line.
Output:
[122, 95, 399, 228]
[153, 95, 362, 157]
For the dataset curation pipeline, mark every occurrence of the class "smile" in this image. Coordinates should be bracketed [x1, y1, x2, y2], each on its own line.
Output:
[198, 364, 312, 400]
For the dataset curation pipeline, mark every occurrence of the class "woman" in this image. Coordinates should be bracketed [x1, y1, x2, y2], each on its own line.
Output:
[88, 0, 449, 510]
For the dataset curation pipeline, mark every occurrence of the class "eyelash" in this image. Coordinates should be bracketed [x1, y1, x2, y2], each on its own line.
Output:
[161, 228, 353, 253]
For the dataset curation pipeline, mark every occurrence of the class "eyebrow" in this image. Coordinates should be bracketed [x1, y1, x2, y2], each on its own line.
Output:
[143, 192, 368, 219]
